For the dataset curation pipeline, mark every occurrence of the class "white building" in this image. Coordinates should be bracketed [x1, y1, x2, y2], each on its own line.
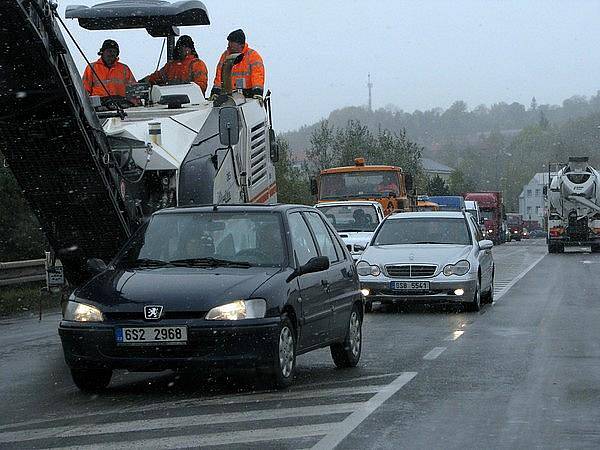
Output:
[518, 172, 555, 226]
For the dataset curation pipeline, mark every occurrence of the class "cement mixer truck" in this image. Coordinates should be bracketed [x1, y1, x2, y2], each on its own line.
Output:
[546, 157, 600, 253]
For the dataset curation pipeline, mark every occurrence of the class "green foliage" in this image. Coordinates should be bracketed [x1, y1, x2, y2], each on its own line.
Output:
[305, 119, 423, 180]
[426, 175, 450, 196]
[0, 163, 47, 261]
[448, 169, 474, 195]
[274, 137, 312, 205]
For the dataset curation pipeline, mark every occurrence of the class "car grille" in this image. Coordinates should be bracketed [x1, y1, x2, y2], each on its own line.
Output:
[385, 264, 437, 278]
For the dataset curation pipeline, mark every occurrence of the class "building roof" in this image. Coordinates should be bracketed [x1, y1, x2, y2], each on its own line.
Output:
[421, 158, 453, 174]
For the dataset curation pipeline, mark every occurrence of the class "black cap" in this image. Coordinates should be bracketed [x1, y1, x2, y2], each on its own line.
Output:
[98, 39, 119, 55]
[176, 35, 195, 50]
[227, 29, 245, 45]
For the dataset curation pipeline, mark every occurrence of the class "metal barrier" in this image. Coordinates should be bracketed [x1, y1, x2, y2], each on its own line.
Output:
[0, 259, 46, 287]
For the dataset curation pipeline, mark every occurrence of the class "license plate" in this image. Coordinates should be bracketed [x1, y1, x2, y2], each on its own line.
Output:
[390, 281, 430, 291]
[115, 326, 188, 344]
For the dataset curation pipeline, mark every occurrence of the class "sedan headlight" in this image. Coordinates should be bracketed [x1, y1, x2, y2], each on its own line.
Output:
[63, 300, 104, 322]
[356, 261, 381, 277]
[443, 260, 471, 276]
[205, 299, 266, 320]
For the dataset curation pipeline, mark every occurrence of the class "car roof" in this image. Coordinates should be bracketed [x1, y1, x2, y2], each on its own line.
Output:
[153, 204, 312, 215]
[387, 211, 466, 220]
[315, 201, 381, 207]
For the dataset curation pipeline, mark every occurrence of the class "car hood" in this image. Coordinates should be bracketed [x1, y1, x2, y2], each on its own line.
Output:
[361, 244, 472, 268]
[75, 266, 282, 313]
[338, 232, 374, 247]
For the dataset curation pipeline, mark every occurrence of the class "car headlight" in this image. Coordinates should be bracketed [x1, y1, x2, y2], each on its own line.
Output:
[63, 300, 104, 322]
[205, 299, 266, 320]
[356, 261, 381, 276]
[443, 260, 471, 276]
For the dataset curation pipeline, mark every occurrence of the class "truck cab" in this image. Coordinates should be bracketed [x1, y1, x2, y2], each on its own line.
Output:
[312, 158, 415, 215]
[315, 200, 384, 260]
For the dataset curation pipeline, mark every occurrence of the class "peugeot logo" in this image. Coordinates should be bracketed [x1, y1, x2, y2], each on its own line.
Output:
[409, 253, 415, 261]
[144, 305, 163, 320]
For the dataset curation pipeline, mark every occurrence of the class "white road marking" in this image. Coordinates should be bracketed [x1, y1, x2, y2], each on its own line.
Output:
[494, 253, 546, 302]
[444, 330, 464, 341]
[311, 372, 417, 450]
[423, 347, 447, 360]
[0, 402, 362, 444]
[54, 423, 335, 450]
[0, 385, 382, 432]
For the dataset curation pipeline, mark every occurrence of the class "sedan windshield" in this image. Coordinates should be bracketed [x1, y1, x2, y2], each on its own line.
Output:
[116, 212, 286, 267]
[373, 217, 471, 246]
[317, 204, 379, 232]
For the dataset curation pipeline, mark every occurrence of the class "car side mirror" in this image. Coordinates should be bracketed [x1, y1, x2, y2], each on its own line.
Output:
[269, 128, 279, 162]
[310, 177, 318, 196]
[404, 173, 413, 192]
[299, 256, 330, 276]
[218, 106, 240, 147]
[353, 244, 366, 252]
[86, 258, 107, 275]
[478, 240, 494, 250]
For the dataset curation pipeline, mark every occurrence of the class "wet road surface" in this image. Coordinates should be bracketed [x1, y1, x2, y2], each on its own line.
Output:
[1, 241, 599, 449]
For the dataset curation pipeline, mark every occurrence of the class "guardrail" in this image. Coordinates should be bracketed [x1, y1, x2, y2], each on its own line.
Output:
[0, 259, 46, 287]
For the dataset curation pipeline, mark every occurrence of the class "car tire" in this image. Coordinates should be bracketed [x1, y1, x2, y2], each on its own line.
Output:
[364, 300, 373, 313]
[269, 315, 296, 389]
[70, 368, 112, 392]
[330, 305, 362, 368]
[482, 274, 494, 304]
[463, 280, 481, 312]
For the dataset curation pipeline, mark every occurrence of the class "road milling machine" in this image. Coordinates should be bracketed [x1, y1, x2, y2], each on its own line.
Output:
[546, 157, 600, 253]
[0, 1, 278, 285]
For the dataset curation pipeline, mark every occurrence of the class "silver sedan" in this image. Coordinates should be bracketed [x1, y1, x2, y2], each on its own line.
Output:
[358, 211, 494, 312]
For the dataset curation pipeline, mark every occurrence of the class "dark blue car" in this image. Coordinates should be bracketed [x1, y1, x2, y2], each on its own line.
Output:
[59, 205, 363, 391]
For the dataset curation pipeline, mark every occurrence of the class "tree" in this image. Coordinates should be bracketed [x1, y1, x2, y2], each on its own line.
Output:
[448, 169, 473, 195]
[274, 137, 311, 204]
[426, 175, 450, 196]
[539, 110, 550, 129]
[305, 120, 336, 172]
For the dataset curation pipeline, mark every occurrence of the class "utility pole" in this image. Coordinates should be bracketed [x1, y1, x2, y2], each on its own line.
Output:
[367, 73, 373, 112]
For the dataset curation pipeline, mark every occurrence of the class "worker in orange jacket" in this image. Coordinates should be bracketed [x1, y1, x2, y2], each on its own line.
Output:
[82, 39, 136, 98]
[145, 35, 208, 96]
[210, 29, 265, 99]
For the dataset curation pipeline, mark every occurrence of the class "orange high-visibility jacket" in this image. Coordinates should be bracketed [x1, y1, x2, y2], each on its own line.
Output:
[82, 58, 136, 98]
[213, 43, 264, 92]
[147, 55, 208, 95]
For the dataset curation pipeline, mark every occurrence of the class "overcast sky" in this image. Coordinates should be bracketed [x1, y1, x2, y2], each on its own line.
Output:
[58, 0, 600, 131]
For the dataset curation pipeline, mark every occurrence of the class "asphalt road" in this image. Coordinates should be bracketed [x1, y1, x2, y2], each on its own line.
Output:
[1, 240, 599, 449]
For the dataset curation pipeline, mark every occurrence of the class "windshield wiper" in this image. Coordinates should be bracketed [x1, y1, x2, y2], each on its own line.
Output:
[124, 258, 172, 268]
[169, 257, 252, 268]
[338, 228, 365, 232]
[411, 241, 442, 244]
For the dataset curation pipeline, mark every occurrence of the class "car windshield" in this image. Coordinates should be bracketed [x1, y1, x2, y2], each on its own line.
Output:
[319, 171, 400, 200]
[317, 204, 380, 232]
[481, 209, 495, 221]
[373, 217, 471, 246]
[116, 212, 286, 268]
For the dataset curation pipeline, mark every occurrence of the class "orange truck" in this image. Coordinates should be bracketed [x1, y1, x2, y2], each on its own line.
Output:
[311, 158, 415, 215]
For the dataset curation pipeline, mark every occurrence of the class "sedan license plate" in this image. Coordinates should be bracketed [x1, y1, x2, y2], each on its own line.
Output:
[115, 326, 187, 345]
[390, 281, 430, 291]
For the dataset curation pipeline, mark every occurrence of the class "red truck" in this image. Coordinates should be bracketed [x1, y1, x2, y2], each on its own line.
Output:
[464, 192, 507, 244]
